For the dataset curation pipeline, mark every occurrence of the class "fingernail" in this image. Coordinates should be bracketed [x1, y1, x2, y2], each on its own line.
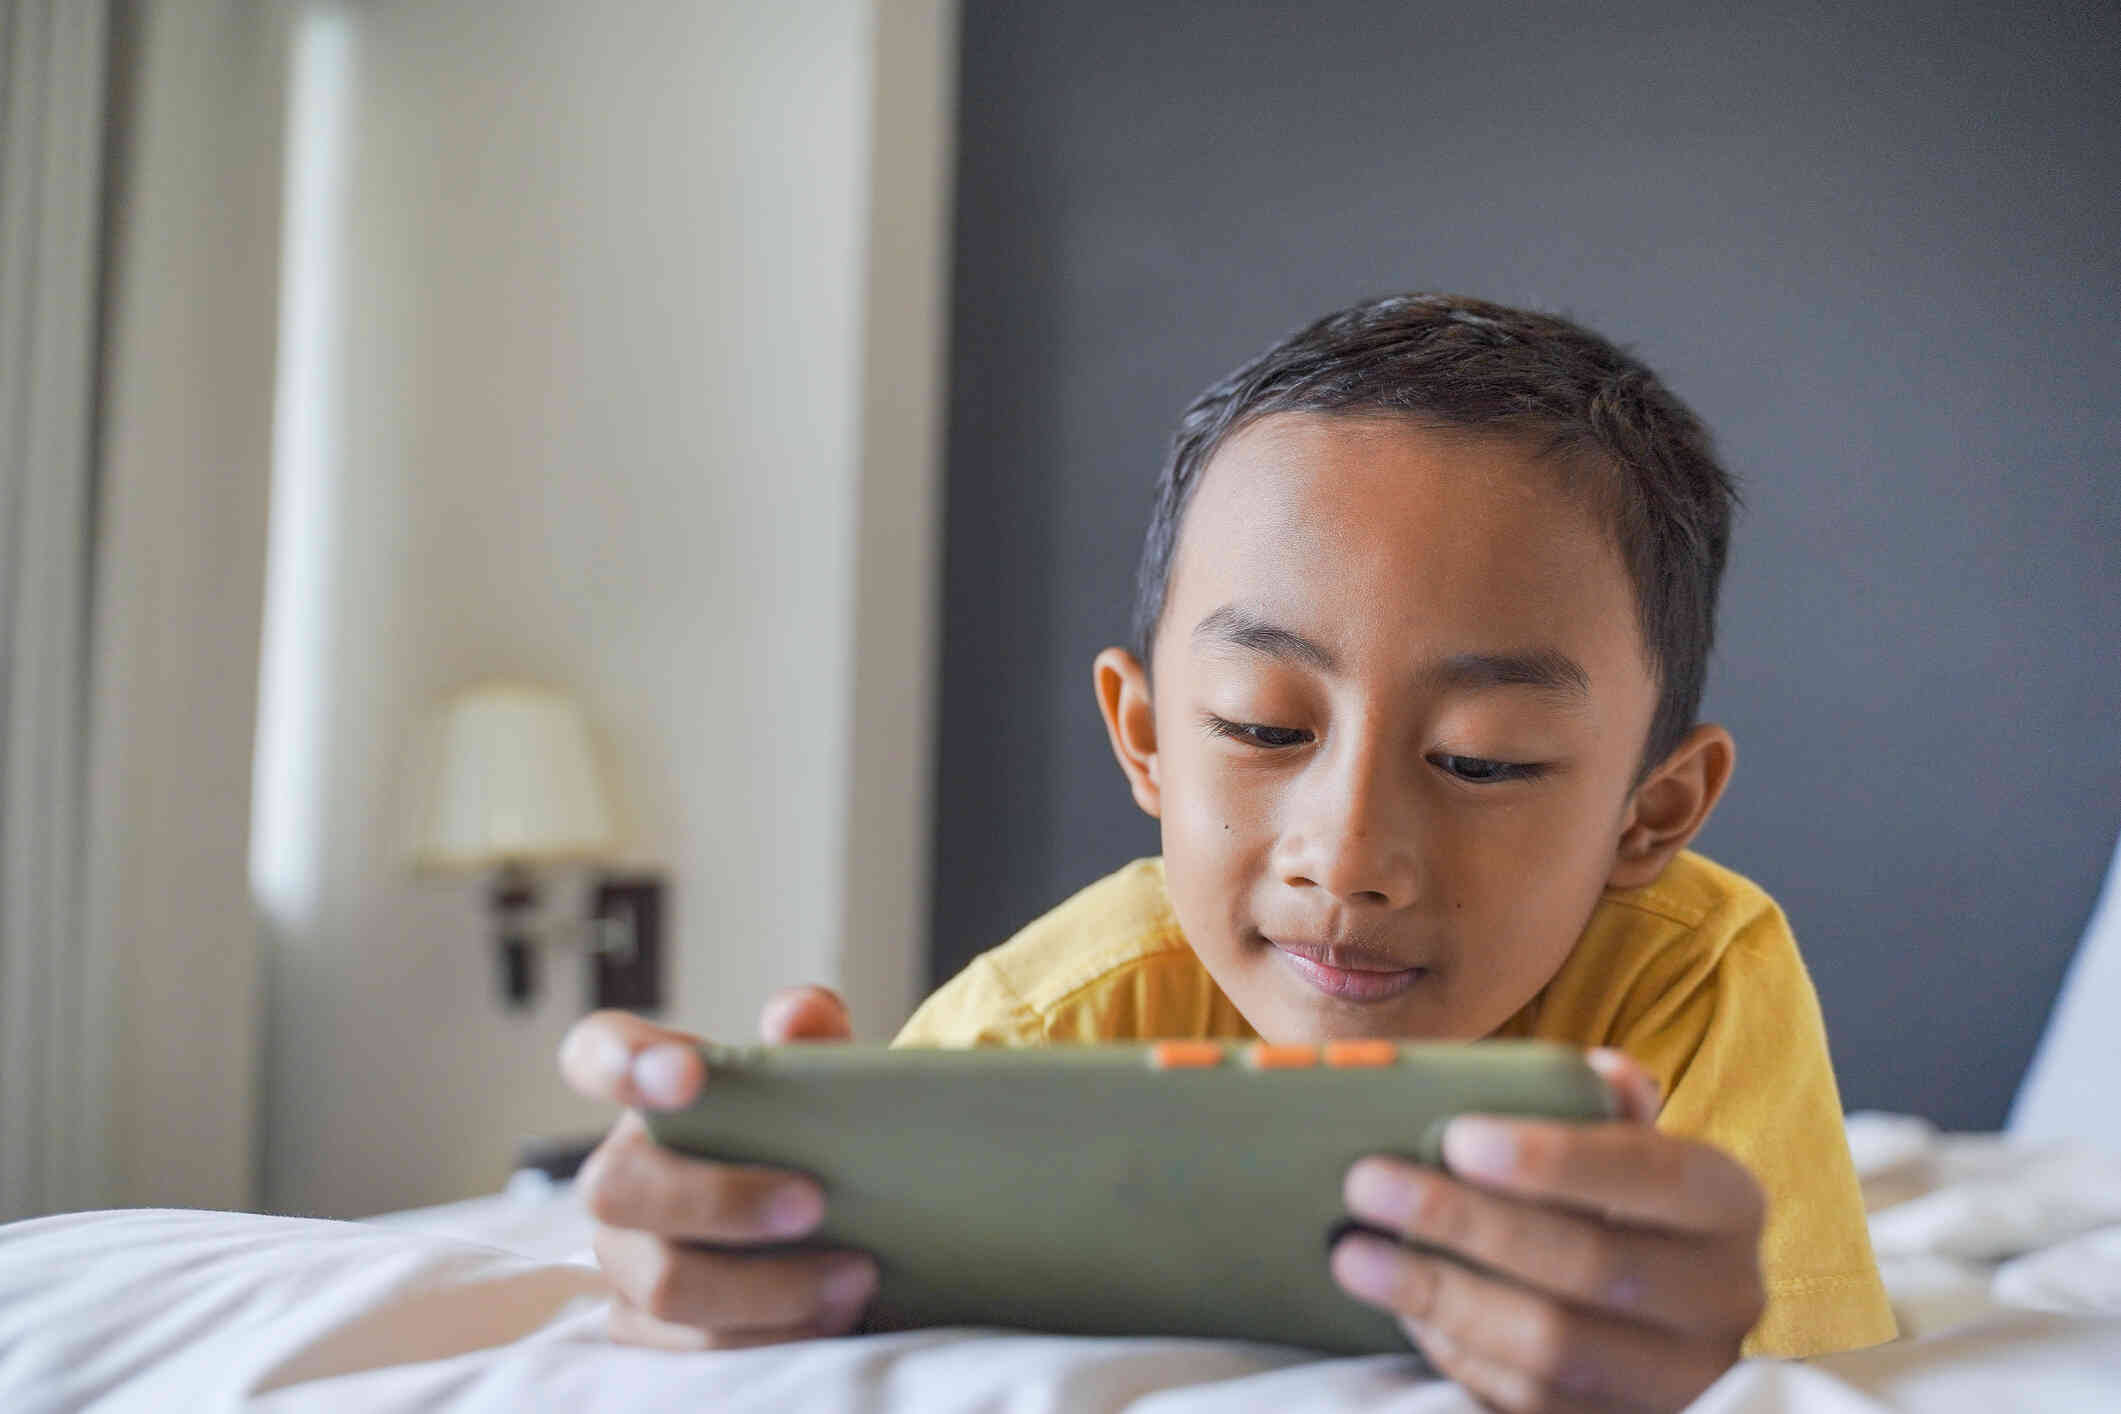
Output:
[1345, 1160, 1422, 1228]
[1442, 1116, 1515, 1179]
[632, 1044, 693, 1108]
[1332, 1234, 1401, 1304]
[1589, 1048, 1659, 1101]
[767, 1184, 823, 1237]
[823, 1258, 876, 1311]
[592, 1031, 632, 1085]
[759, 991, 798, 1040]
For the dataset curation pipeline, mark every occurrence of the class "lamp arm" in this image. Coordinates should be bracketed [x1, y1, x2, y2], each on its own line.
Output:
[511, 902, 638, 963]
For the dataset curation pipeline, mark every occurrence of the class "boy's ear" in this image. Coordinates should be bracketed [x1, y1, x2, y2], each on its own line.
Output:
[1607, 723, 1736, 890]
[1093, 647, 1161, 819]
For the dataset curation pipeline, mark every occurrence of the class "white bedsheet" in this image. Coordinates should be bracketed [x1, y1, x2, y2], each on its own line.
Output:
[3, 1119, 2117, 1413]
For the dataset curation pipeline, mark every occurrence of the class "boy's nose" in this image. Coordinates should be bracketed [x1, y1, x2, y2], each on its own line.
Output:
[1280, 832, 1420, 910]
[1275, 749, 1421, 910]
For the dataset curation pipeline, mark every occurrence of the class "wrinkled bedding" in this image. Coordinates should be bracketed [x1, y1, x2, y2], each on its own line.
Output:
[2, 1116, 2116, 1412]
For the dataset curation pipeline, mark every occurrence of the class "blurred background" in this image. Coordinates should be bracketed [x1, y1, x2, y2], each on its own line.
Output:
[2, 0, 2114, 1225]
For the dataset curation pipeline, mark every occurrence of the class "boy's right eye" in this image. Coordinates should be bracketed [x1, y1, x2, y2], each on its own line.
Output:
[1202, 714, 1312, 749]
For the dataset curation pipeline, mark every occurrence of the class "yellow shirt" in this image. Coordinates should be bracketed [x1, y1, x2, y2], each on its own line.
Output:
[894, 851, 1896, 1360]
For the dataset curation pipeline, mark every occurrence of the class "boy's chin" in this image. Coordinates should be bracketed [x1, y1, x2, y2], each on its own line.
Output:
[1245, 976, 1461, 1044]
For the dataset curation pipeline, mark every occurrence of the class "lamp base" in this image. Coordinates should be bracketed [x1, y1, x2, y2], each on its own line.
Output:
[493, 862, 540, 1008]
[499, 934, 537, 1005]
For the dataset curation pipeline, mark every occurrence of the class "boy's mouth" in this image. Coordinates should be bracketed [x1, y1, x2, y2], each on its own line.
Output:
[1265, 937, 1428, 1003]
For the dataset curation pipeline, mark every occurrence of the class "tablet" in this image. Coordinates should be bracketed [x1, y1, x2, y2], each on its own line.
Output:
[643, 1038, 1615, 1356]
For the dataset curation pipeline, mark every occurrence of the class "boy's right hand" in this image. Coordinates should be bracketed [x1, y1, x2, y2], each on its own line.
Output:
[558, 987, 879, 1349]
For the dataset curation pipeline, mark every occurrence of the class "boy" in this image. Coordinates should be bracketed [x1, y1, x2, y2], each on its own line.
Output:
[560, 294, 1896, 1411]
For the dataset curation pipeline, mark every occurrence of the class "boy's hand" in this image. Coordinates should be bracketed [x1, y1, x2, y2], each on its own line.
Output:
[1331, 1049, 1764, 1414]
[558, 987, 877, 1349]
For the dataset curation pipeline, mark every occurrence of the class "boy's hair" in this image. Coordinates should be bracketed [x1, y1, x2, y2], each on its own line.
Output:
[1131, 292, 1738, 777]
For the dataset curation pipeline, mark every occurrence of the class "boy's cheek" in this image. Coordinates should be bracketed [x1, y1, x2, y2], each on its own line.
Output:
[1158, 751, 1269, 861]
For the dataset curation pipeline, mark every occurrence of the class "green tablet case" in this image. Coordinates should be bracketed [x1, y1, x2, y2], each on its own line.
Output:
[643, 1039, 1614, 1357]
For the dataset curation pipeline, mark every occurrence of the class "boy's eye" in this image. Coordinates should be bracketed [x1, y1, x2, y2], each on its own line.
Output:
[1431, 754, 1543, 783]
[1202, 715, 1312, 749]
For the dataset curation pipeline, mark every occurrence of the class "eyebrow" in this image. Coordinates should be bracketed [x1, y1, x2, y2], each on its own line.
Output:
[1191, 603, 1590, 700]
[1423, 649, 1591, 700]
[1192, 604, 1336, 671]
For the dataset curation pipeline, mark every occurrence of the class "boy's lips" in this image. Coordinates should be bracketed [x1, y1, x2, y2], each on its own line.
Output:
[1265, 936, 1429, 1003]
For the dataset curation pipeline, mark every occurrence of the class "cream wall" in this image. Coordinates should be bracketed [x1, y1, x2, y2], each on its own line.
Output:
[252, 0, 955, 1217]
[86, 0, 289, 1215]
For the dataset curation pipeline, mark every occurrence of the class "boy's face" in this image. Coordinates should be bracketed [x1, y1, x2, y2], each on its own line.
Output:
[1101, 413, 1691, 1043]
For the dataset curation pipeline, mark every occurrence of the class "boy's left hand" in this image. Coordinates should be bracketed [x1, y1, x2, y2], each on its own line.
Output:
[1330, 1049, 1764, 1414]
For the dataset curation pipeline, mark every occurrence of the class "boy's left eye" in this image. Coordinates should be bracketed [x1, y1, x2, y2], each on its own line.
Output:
[1431, 754, 1543, 783]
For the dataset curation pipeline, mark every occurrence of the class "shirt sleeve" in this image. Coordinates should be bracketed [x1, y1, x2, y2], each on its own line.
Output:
[891, 954, 1045, 1048]
[1618, 899, 1899, 1359]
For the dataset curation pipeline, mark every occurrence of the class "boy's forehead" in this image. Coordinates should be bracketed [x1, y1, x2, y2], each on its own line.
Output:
[1195, 411, 1579, 519]
[1160, 413, 1650, 685]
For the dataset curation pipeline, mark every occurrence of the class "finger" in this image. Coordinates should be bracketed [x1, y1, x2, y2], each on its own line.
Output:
[595, 1226, 877, 1334]
[608, 1295, 865, 1351]
[578, 1114, 826, 1242]
[560, 1010, 708, 1109]
[1584, 1048, 1662, 1125]
[694, 1320, 861, 1350]
[1334, 1234, 1735, 1413]
[760, 986, 855, 1044]
[608, 1298, 722, 1351]
[1418, 1265, 1740, 1414]
[1439, 1117, 1766, 1236]
[1343, 1157, 1761, 1337]
[1406, 1319, 1606, 1414]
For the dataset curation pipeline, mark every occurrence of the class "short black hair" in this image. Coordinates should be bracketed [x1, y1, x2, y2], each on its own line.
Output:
[1131, 293, 1738, 776]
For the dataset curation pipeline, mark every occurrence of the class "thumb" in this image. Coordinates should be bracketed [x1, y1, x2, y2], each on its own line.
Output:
[1586, 1047, 1663, 1125]
[759, 985, 854, 1044]
[558, 1008, 706, 1109]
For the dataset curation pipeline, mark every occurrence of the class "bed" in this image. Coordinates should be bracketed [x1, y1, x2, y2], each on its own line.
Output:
[7, 839, 2119, 1411]
[0, 1110, 2114, 1412]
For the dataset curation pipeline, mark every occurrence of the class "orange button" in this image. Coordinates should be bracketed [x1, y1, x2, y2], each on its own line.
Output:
[1150, 1041, 1225, 1069]
[1244, 1043, 1319, 1070]
[1324, 1040, 1399, 1068]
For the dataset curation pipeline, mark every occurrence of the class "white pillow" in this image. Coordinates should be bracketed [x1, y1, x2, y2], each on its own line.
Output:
[2008, 830, 2121, 1151]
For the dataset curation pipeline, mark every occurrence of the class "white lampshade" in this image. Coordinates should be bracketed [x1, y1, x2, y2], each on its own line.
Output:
[410, 681, 618, 870]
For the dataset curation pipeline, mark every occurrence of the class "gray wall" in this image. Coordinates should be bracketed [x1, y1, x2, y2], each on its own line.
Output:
[931, 0, 2120, 1130]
